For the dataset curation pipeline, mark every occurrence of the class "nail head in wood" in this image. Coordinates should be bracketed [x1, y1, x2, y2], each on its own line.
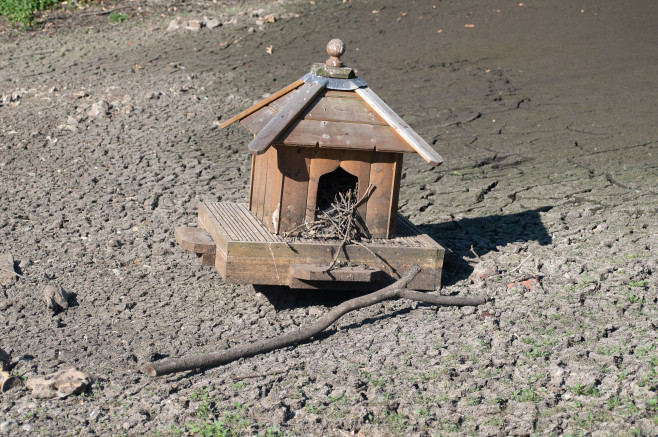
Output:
[326, 38, 346, 67]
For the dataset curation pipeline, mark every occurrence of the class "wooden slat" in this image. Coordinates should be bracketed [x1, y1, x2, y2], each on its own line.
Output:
[324, 90, 360, 99]
[174, 227, 216, 254]
[268, 89, 298, 111]
[262, 146, 284, 234]
[302, 96, 387, 125]
[279, 146, 311, 234]
[240, 106, 276, 134]
[290, 264, 383, 282]
[248, 154, 256, 210]
[248, 82, 325, 155]
[220, 79, 303, 129]
[0, 254, 15, 286]
[255, 149, 271, 219]
[388, 153, 403, 237]
[356, 87, 443, 166]
[279, 119, 413, 152]
[366, 152, 397, 238]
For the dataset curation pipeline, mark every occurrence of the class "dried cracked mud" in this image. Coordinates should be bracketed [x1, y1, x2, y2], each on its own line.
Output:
[1, 0, 656, 435]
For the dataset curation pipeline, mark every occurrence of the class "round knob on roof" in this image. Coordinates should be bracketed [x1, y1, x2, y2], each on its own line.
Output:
[326, 39, 346, 67]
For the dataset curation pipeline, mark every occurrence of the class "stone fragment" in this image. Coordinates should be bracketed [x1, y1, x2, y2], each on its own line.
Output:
[43, 284, 71, 312]
[26, 368, 90, 399]
[203, 17, 221, 29]
[88, 100, 109, 118]
[0, 254, 16, 286]
[166, 19, 179, 32]
[0, 421, 17, 433]
[185, 19, 203, 32]
[469, 260, 498, 281]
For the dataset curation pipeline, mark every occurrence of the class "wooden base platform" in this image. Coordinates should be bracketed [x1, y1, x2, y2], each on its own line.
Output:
[176, 202, 444, 290]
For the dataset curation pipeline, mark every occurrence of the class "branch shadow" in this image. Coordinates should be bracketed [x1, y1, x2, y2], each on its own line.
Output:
[418, 206, 553, 286]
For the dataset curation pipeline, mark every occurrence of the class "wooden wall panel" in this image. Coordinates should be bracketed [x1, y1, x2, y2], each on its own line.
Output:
[366, 152, 401, 238]
[279, 147, 311, 234]
[262, 146, 284, 234]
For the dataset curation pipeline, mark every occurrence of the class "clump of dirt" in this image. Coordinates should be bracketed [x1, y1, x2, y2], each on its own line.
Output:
[0, 0, 656, 435]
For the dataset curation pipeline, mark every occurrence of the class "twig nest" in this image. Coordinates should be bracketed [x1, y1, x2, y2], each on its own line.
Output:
[43, 284, 70, 312]
[25, 368, 90, 399]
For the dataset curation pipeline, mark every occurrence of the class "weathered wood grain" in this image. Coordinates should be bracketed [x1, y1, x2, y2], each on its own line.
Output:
[194, 202, 444, 290]
[290, 264, 383, 282]
[355, 87, 443, 166]
[248, 82, 324, 155]
[279, 119, 413, 152]
[279, 147, 311, 234]
[221, 79, 303, 129]
[174, 227, 216, 254]
[302, 95, 387, 125]
[262, 145, 284, 234]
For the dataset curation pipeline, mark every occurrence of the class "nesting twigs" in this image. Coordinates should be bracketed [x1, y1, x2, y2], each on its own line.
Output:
[144, 265, 487, 377]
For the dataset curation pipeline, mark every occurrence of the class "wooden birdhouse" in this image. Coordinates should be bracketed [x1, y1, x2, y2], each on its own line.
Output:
[176, 39, 446, 290]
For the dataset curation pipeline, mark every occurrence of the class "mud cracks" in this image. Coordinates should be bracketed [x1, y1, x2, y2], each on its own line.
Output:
[1, 0, 657, 435]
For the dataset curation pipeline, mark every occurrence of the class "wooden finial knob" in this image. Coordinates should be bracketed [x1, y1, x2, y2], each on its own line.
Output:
[326, 39, 346, 67]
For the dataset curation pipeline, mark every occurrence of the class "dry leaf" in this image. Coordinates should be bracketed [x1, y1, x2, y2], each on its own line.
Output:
[464, 24, 475, 28]
[266, 45, 273, 55]
[400, 11, 407, 16]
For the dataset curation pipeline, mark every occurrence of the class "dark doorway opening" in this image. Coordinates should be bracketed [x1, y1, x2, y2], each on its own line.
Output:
[316, 167, 358, 215]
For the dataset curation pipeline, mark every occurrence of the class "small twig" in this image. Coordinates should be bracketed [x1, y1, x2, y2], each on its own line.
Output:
[232, 369, 286, 380]
[469, 245, 482, 262]
[354, 241, 398, 278]
[491, 253, 533, 278]
[0, 267, 23, 279]
[78, 9, 114, 17]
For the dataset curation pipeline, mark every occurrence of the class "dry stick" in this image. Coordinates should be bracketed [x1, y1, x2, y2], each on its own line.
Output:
[232, 369, 286, 380]
[145, 266, 486, 377]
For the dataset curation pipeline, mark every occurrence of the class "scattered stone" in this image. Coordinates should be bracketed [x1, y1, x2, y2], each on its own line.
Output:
[478, 310, 495, 320]
[26, 368, 90, 399]
[0, 421, 16, 433]
[185, 20, 203, 32]
[87, 100, 109, 118]
[469, 260, 498, 281]
[166, 19, 180, 32]
[203, 17, 221, 29]
[43, 284, 71, 312]
[0, 254, 16, 286]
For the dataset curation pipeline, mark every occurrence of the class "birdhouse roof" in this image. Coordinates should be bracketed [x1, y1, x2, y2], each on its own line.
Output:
[220, 42, 443, 167]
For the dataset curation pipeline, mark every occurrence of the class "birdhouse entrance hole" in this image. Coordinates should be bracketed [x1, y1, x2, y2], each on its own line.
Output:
[316, 167, 359, 216]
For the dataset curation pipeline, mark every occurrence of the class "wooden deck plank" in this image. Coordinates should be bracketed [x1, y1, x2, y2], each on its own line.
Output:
[190, 202, 443, 290]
